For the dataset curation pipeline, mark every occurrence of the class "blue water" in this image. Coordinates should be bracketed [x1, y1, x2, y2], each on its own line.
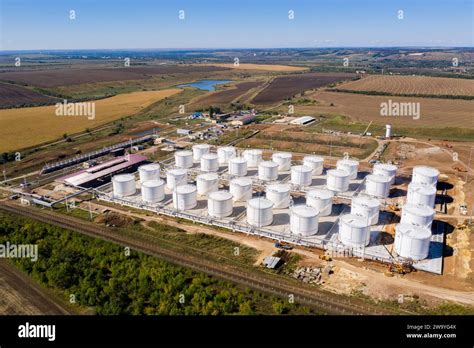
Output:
[178, 79, 232, 91]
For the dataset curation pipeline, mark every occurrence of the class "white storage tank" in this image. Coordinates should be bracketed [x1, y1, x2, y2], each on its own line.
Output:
[201, 153, 219, 172]
[373, 163, 397, 185]
[208, 191, 233, 218]
[138, 163, 161, 184]
[290, 205, 319, 236]
[401, 203, 435, 229]
[394, 223, 432, 260]
[265, 184, 291, 209]
[412, 166, 439, 186]
[385, 124, 392, 138]
[141, 179, 165, 203]
[337, 159, 359, 180]
[166, 168, 187, 190]
[339, 214, 371, 247]
[303, 155, 324, 175]
[217, 146, 236, 164]
[175, 150, 193, 169]
[247, 197, 273, 227]
[365, 174, 391, 198]
[192, 144, 210, 162]
[351, 196, 381, 225]
[258, 161, 279, 181]
[112, 174, 136, 197]
[326, 169, 350, 192]
[228, 157, 248, 176]
[291, 165, 313, 186]
[172, 184, 197, 210]
[229, 177, 253, 202]
[272, 152, 292, 171]
[196, 173, 219, 196]
[306, 189, 334, 216]
[407, 182, 437, 208]
[243, 149, 263, 168]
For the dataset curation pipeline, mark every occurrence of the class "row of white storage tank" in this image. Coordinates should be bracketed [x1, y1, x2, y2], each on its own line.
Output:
[392, 166, 439, 260]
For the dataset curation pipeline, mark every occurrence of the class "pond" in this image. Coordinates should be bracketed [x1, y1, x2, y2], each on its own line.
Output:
[178, 79, 232, 91]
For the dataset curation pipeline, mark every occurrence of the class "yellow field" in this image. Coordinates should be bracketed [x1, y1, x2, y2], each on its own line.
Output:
[203, 63, 308, 72]
[0, 89, 182, 152]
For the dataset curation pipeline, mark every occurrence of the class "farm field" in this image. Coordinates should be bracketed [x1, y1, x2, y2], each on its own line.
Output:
[190, 81, 263, 106]
[252, 73, 355, 104]
[0, 65, 229, 88]
[337, 75, 474, 97]
[202, 63, 308, 72]
[238, 127, 378, 159]
[297, 91, 474, 130]
[0, 89, 182, 152]
[0, 83, 56, 108]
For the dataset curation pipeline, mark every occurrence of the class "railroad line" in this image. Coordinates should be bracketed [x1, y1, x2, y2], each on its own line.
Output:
[0, 202, 402, 315]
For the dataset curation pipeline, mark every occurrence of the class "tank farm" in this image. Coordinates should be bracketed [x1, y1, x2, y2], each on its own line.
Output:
[96, 144, 444, 274]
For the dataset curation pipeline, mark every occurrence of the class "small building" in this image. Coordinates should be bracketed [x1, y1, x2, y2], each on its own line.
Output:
[290, 116, 315, 126]
[177, 128, 192, 136]
[263, 256, 282, 269]
[229, 114, 256, 126]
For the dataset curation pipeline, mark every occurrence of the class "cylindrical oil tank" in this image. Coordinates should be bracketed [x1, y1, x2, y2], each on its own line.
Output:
[412, 166, 439, 186]
[326, 169, 350, 192]
[192, 144, 210, 162]
[400, 203, 435, 229]
[337, 159, 359, 180]
[291, 165, 313, 186]
[229, 177, 253, 202]
[196, 173, 219, 196]
[290, 205, 319, 236]
[217, 146, 236, 164]
[373, 163, 397, 185]
[303, 156, 324, 175]
[351, 196, 380, 225]
[201, 153, 219, 172]
[265, 184, 290, 209]
[141, 179, 165, 203]
[394, 223, 432, 260]
[306, 189, 334, 216]
[247, 197, 273, 227]
[112, 174, 136, 197]
[208, 191, 233, 218]
[243, 149, 263, 168]
[339, 214, 371, 247]
[272, 152, 292, 171]
[407, 182, 437, 208]
[138, 163, 160, 184]
[175, 150, 193, 169]
[228, 157, 248, 176]
[166, 168, 187, 190]
[258, 161, 279, 181]
[365, 174, 391, 198]
[172, 184, 197, 210]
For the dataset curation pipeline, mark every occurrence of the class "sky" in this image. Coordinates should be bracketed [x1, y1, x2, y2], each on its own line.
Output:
[1, 0, 473, 50]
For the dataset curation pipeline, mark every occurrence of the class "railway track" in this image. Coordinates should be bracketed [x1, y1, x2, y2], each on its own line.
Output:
[0, 201, 403, 315]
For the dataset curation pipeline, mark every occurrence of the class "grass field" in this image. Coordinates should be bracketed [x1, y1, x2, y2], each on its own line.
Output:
[0, 89, 182, 152]
[238, 129, 378, 159]
[298, 91, 474, 130]
[337, 75, 474, 97]
[202, 63, 308, 72]
[189, 81, 263, 107]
